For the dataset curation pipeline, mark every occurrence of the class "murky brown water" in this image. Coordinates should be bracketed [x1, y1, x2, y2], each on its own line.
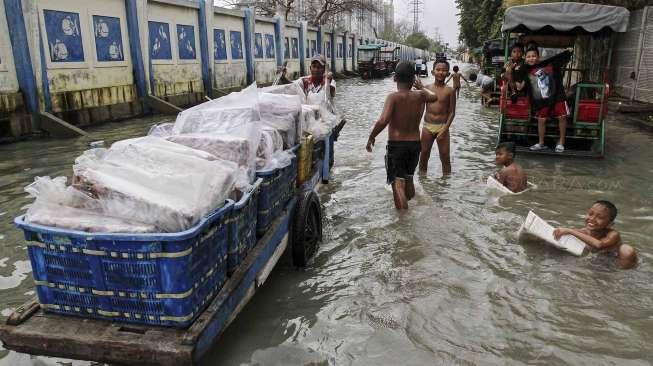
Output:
[1, 65, 653, 365]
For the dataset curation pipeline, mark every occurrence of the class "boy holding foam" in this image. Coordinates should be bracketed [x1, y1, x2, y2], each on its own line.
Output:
[554, 200, 638, 269]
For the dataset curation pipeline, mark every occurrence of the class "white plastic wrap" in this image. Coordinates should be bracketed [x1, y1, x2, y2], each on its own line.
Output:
[147, 122, 174, 137]
[166, 124, 261, 183]
[24, 176, 157, 233]
[72, 138, 239, 232]
[173, 83, 261, 134]
[518, 211, 586, 256]
[301, 104, 330, 138]
[261, 82, 307, 101]
[257, 128, 285, 170]
[486, 176, 535, 195]
[258, 92, 303, 148]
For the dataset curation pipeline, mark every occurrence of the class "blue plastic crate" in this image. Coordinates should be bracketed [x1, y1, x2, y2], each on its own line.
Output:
[255, 147, 298, 237]
[14, 201, 233, 328]
[226, 178, 261, 274]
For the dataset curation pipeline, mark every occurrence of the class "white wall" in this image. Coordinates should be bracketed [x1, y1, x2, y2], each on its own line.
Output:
[213, 10, 246, 90]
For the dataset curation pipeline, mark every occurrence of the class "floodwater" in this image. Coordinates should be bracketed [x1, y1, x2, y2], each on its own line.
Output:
[1, 65, 653, 365]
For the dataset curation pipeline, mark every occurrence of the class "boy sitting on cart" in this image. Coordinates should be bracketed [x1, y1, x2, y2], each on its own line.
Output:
[366, 61, 437, 209]
[524, 44, 573, 153]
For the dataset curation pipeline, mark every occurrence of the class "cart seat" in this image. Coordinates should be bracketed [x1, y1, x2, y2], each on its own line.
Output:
[500, 82, 530, 119]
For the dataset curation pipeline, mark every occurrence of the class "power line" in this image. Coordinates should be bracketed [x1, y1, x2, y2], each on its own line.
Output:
[409, 0, 422, 33]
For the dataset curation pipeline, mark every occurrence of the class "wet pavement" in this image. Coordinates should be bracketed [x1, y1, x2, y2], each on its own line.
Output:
[1, 65, 652, 365]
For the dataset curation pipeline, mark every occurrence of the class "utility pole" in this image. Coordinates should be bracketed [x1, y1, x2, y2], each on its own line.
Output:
[409, 0, 422, 33]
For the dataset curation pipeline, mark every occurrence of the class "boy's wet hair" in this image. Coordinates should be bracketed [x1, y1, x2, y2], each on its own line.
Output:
[594, 200, 618, 222]
[511, 42, 524, 52]
[496, 142, 516, 155]
[526, 43, 540, 55]
[395, 61, 415, 83]
[453, 65, 459, 72]
[435, 59, 450, 70]
[469, 73, 477, 82]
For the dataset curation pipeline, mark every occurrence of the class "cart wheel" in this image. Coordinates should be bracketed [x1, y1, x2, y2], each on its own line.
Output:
[292, 190, 322, 267]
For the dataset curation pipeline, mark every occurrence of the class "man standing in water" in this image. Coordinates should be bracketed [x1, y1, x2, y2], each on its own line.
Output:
[419, 60, 456, 175]
[366, 61, 437, 210]
[294, 54, 336, 103]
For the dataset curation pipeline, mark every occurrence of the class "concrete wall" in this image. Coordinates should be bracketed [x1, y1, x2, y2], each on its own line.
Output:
[284, 25, 300, 80]
[212, 10, 246, 91]
[0, 0, 429, 141]
[254, 18, 276, 85]
[0, 0, 21, 112]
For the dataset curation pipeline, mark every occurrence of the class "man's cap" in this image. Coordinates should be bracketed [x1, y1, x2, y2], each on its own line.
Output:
[310, 54, 326, 65]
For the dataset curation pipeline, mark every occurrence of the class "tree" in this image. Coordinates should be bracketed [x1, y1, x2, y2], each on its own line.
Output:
[310, 0, 380, 25]
[405, 32, 432, 50]
[379, 20, 412, 43]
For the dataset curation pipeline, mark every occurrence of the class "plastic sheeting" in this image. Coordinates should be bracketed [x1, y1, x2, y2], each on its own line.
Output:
[71, 137, 238, 232]
[173, 83, 261, 135]
[24, 176, 157, 233]
[502, 3, 629, 33]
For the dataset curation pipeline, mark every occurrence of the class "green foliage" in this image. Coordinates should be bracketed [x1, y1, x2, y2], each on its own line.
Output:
[456, 0, 503, 49]
[405, 32, 432, 50]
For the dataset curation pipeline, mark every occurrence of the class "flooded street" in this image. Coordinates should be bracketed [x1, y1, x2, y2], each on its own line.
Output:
[1, 66, 653, 365]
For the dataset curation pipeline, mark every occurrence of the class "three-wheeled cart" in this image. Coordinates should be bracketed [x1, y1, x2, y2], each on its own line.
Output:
[0, 130, 340, 365]
[497, 2, 630, 158]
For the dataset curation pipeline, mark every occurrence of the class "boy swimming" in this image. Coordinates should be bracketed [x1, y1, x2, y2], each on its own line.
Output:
[553, 200, 638, 269]
[446, 65, 469, 98]
[366, 61, 437, 210]
[493, 142, 528, 193]
[524, 44, 573, 153]
[419, 60, 456, 175]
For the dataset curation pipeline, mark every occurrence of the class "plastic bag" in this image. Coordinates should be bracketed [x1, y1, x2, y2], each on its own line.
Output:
[261, 82, 306, 102]
[72, 138, 238, 232]
[173, 83, 260, 134]
[147, 122, 174, 137]
[24, 176, 157, 233]
[167, 123, 261, 181]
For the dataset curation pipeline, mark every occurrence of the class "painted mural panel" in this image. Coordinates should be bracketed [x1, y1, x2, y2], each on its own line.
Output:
[265, 34, 274, 59]
[148, 21, 172, 60]
[230, 30, 243, 59]
[93, 15, 124, 62]
[214, 29, 227, 60]
[325, 41, 330, 58]
[310, 40, 316, 57]
[254, 33, 263, 59]
[44, 10, 84, 62]
[177, 24, 196, 60]
[338, 43, 343, 58]
[291, 37, 298, 59]
[284, 37, 290, 59]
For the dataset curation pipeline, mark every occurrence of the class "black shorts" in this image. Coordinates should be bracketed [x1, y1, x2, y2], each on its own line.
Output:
[385, 141, 421, 184]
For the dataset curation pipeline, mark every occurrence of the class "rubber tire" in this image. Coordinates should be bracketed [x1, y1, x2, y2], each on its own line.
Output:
[292, 190, 322, 267]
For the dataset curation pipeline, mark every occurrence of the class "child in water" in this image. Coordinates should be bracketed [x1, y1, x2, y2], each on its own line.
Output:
[493, 142, 527, 193]
[553, 200, 638, 269]
[366, 61, 437, 210]
[446, 65, 470, 98]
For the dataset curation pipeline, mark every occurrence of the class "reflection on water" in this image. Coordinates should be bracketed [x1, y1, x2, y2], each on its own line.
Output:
[1, 67, 652, 365]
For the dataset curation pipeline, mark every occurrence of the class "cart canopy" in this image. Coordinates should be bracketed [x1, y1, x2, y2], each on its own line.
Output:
[502, 2, 629, 34]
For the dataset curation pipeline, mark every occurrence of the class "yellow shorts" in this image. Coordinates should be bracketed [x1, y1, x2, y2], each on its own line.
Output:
[424, 122, 446, 136]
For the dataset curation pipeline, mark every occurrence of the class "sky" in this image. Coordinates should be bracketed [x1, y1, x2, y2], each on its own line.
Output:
[394, 0, 460, 46]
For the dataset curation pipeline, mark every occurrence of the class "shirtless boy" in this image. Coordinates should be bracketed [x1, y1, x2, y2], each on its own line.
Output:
[446, 65, 469, 98]
[493, 142, 527, 193]
[419, 60, 456, 175]
[366, 61, 437, 210]
[553, 200, 638, 269]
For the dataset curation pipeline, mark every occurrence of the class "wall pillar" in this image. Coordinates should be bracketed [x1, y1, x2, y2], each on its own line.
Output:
[316, 26, 322, 55]
[198, 0, 212, 97]
[330, 30, 336, 72]
[299, 21, 306, 75]
[273, 15, 283, 67]
[342, 31, 348, 72]
[5, 0, 38, 113]
[125, 0, 148, 99]
[243, 8, 255, 84]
